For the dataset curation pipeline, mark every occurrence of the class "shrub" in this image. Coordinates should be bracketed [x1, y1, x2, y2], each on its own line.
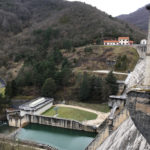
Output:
[84, 47, 92, 53]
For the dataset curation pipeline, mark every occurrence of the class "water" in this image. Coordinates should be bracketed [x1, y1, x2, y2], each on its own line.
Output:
[0, 123, 17, 135]
[17, 123, 96, 150]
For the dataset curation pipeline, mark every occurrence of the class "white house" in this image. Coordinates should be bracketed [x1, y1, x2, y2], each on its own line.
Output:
[118, 37, 129, 45]
[19, 97, 53, 116]
[104, 37, 134, 46]
[140, 39, 147, 45]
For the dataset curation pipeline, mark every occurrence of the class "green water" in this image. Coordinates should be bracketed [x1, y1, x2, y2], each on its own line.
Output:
[0, 123, 17, 135]
[17, 124, 96, 150]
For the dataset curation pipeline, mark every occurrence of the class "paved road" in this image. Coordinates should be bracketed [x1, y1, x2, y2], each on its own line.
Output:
[92, 70, 128, 75]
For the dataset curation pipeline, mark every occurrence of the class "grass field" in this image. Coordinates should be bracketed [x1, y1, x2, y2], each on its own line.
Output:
[68, 101, 110, 113]
[42, 106, 97, 122]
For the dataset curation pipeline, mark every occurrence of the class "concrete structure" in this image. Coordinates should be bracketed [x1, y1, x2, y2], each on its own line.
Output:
[126, 5, 150, 146]
[104, 37, 133, 46]
[86, 108, 129, 150]
[143, 6, 150, 86]
[140, 39, 147, 45]
[132, 44, 147, 59]
[7, 113, 97, 133]
[19, 97, 53, 116]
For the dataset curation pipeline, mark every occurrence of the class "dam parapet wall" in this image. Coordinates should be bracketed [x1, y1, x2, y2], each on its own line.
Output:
[127, 90, 150, 144]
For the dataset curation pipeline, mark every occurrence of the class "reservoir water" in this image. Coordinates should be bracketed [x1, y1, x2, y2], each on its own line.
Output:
[0, 123, 17, 135]
[17, 123, 96, 150]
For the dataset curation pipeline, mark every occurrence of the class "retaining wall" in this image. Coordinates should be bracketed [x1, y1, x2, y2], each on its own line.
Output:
[86, 108, 129, 150]
[8, 114, 97, 133]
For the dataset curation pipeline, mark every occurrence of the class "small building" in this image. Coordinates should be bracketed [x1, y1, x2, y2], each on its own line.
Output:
[104, 40, 119, 46]
[104, 37, 134, 46]
[19, 97, 53, 116]
[118, 37, 129, 45]
[140, 39, 147, 45]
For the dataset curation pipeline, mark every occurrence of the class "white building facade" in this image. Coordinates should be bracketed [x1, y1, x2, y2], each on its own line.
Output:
[104, 37, 133, 46]
[19, 97, 53, 116]
[140, 39, 147, 45]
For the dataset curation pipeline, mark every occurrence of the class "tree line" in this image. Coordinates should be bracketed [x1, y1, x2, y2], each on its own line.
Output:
[79, 71, 118, 102]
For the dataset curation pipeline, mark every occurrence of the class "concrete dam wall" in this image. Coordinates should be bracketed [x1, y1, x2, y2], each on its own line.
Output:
[127, 90, 150, 144]
[8, 114, 97, 133]
[85, 108, 129, 150]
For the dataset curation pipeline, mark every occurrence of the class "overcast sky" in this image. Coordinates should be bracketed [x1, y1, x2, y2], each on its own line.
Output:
[67, 0, 150, 16]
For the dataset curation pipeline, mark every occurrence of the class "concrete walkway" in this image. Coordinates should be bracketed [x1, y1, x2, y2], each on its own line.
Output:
[93, 70, 128, 75]
[55, 104, 109, 127]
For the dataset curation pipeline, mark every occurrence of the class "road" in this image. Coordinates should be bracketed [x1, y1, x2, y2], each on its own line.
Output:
[92, 70, 128, 75]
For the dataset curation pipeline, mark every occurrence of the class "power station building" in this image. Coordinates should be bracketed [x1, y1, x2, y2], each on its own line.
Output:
[19, 97, 53, 116]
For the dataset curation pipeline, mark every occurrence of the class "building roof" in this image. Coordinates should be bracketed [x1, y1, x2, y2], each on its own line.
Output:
[19, 97, 53, 111]
[104, 40, 119, 43]
[118, 37, 129, 40]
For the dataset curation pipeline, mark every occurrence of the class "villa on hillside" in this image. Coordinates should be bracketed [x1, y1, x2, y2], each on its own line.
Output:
[104, 37, 134, 46]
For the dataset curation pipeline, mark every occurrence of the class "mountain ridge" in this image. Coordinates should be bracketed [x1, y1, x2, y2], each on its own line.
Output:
[117, 4, 149, 31]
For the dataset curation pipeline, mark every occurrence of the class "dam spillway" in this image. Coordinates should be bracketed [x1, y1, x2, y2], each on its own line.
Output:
[16, 123, 96, 150]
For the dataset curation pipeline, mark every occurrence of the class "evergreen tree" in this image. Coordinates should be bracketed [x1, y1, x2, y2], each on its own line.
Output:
[5, 80, 17, 98]
[105, 71, 118, 95]
[41, 78, 57, 97]
[79, 73, 90, 101]
[93, 76, 103, 101]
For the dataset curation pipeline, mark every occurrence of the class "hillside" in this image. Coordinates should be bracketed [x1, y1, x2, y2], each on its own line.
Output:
[117, 4, 150, 31]
[0, 0, 146, 70]
[0, 0, 143, 102]
[62, 45, 139, 72]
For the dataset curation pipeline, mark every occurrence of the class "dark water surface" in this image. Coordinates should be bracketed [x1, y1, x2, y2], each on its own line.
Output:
[0, 123, 17, 135]
[17, 123, 96, 150]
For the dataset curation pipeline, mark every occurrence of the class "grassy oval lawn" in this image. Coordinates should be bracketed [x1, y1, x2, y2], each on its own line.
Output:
[42, 106, 97, 122]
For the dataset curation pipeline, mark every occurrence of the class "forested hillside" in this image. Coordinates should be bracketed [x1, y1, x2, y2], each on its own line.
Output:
[0, 0, 144, 102]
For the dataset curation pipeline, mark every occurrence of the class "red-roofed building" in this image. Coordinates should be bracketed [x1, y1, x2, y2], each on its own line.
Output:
[104, 37, 134, 46]
[104, 40, 119, 46]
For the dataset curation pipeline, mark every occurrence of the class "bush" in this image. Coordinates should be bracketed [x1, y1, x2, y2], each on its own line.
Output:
[115, 55, 128, 71]
[84, 47, 92, 53]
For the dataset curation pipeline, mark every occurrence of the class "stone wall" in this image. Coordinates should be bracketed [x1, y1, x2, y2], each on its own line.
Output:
[85, 108, 129, 150]
[127, 90, 150, 144]
[8, 114, 97, 133]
